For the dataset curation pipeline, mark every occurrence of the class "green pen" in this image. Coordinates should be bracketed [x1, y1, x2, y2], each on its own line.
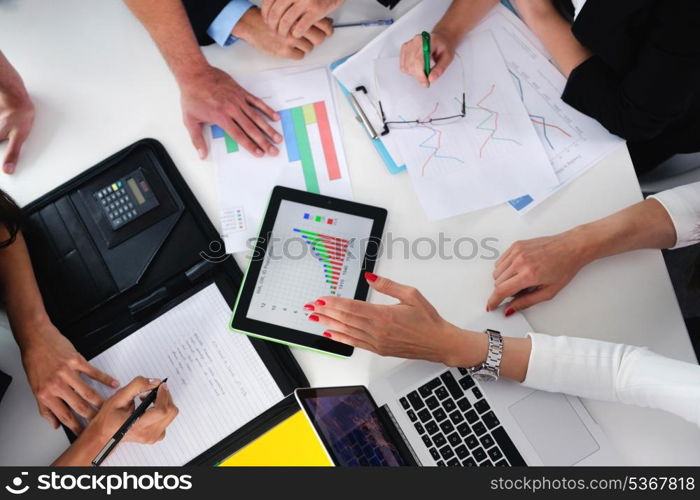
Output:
[422, 31, 431, 87]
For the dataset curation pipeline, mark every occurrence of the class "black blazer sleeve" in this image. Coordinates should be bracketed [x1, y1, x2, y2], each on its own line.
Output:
[182, 0, 232, 46]
[562, 1, 700, 142]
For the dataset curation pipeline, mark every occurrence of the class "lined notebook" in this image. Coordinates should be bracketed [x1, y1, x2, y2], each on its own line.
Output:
[86, 284, 283, 466]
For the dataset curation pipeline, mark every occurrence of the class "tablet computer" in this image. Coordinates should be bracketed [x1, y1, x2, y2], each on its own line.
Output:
[230, 186, 387, 357]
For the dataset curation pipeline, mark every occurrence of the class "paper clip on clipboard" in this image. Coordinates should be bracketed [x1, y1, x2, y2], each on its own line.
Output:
[331, 58, 406, 175]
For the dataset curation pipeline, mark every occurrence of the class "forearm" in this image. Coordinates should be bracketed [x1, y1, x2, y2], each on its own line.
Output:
[123, 0, 209, 82]
[0, 233, 52, 351]
[52, 426, 107, 466]
[432, 0, 499, 43]
[519, 3, 591, 77]
[570, 198, 676, 266]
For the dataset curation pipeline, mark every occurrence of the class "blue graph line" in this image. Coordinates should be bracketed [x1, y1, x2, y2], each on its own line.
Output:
[418, 127, 465, 165]
[509, 69, 555, 150]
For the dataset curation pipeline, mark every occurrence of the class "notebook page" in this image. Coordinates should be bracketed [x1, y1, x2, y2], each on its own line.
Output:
[87, 283, 283, 466]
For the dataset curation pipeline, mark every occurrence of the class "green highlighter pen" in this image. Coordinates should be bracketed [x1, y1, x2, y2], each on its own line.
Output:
[421, 31, 431, 87]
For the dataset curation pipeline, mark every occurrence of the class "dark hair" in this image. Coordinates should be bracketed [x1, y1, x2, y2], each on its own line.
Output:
[0, 189, 21, 248]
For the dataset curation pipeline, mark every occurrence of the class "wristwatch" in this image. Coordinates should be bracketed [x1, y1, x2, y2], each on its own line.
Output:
[468, 329, 503, 382]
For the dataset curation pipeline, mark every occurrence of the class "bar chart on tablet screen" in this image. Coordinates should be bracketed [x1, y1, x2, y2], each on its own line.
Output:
[247, 200, 373, 336]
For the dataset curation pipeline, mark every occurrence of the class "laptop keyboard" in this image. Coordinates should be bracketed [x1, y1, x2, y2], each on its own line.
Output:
[398, 369, 526, 466]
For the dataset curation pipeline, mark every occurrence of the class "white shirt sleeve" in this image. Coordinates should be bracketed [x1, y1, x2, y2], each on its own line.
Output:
[649, 182, 700, 249]
[523, 333, 700, 427]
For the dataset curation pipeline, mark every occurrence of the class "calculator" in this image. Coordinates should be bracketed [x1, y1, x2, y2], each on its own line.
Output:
[92, 169, 159, 229]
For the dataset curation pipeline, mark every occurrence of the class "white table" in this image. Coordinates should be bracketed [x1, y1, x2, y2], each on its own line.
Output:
[1, 0, 698, 466]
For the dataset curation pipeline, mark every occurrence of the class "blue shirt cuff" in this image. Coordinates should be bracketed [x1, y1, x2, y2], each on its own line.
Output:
[207, 0, 254, 47]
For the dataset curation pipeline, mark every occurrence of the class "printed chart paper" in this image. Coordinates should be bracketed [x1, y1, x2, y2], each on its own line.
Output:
[210, 66, 353, 253]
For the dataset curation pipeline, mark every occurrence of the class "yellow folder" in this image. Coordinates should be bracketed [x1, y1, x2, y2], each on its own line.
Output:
[218, 411, 332, 467]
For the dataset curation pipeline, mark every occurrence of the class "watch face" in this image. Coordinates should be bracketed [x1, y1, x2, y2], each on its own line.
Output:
[472, 371, 497, 383]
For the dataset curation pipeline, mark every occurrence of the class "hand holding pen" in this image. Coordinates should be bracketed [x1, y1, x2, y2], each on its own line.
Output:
[399, 31, 457, 87]
[90, 377, 178, 466]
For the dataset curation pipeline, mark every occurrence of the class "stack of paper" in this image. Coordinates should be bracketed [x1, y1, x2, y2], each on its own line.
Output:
[333, 1, 622, 219]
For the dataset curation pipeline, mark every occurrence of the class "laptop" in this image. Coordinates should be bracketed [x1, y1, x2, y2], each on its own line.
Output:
[295, 312, 620, 466]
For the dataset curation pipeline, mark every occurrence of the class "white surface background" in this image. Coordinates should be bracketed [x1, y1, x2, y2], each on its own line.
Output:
[0, 0, 698, 465]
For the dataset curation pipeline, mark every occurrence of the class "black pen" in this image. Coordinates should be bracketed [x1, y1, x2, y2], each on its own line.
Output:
[92, 378, 167, 466]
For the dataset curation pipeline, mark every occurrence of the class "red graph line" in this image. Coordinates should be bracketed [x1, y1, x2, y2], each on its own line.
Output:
[529, 118, 572, 137]
[476, 84, 498, 158]
[419, 103, 442, 176]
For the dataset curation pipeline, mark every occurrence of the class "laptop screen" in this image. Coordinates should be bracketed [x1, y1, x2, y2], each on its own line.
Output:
[296, 386, 412, 466]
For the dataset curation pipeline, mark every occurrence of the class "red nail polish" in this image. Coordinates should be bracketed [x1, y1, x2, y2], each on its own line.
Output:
[308, 314, 320, 322]
[304, 304, 315, 311]
[365, 272, 378, 282]
[505, 308, 515, 317]
[315, 299, 326, 306]
[323, 331, 332, 338]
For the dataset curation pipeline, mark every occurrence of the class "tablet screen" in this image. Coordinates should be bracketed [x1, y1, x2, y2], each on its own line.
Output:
[247, 200, 374, 336]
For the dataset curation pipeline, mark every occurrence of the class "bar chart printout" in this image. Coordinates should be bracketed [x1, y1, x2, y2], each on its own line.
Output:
[247, 200, 373, 336]
[210, 66, 353, 254]
[212, 100, 341, 195]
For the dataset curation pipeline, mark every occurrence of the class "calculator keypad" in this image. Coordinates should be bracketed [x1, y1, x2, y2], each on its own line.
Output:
[95, 181, 140, 229]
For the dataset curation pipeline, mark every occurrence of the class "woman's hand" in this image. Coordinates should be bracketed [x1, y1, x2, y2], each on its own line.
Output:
[89, 377, 178, 445]
[19, 320, 119, 435]
[306, 273, 487, 367]
[52, 377, 178, 466]
[487, 231, 591, 315]
[400, 31, 457, 87]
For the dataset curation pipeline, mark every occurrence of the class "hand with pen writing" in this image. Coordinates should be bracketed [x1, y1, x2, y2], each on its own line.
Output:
[400, 31, 456, 87]
[52, 377, 178, 466]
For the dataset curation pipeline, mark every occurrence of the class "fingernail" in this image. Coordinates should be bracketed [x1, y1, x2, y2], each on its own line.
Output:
[3, 163, 15, 174]
[365, 272, 378, 282]
[308, 314, 319, 322]
[197, 149, 206, 160]
[323, 331, 332, 338]
[274, 112, 281, 121]
[269, 147, 279, 156]
[315, 299, 326, 306]
[486, 306, 490, 312]
[304, 304, 315, 311]
[162, 383, 169, 392]
[149, 378, 160, 384]
[274, 133, 283, 143]
[111, 380, 120, 388]
[505, 308, 515, 317]
[255, 149, 264, 157]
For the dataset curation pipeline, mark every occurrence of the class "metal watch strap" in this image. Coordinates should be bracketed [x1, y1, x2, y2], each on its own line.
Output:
[468, 329, 503, 380]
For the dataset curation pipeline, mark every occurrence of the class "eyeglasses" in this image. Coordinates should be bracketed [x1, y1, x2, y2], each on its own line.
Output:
[374, 53, 467, 136]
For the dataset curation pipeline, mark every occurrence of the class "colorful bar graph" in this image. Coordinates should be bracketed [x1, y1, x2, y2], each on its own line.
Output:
[280, 109, 299, 162]
[293, 228, 350, 295]
[314, 102, 341, 181]
[210, 101, 342, 193]
[291, 106, 320, 194]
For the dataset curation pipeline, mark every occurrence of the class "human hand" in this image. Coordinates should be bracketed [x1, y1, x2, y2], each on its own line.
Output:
[400, 31, 457, 87]
[486, 231, 591, 315]
[261, 0, 343, 38]
[87, 377, 178, 445]
[178, 65, 282, 159]
[305, 273, 486, 367]
[19, 321, 120, 435]
[0, 53, 35, 174]
[235, 7, 333, 59]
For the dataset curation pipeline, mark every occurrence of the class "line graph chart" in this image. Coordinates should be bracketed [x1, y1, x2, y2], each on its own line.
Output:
[467, 84, 523, 158]
[509, 70, 572, 150]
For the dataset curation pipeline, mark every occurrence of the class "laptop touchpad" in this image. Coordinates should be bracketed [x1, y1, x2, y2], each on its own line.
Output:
[508, 391, 599, 465]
